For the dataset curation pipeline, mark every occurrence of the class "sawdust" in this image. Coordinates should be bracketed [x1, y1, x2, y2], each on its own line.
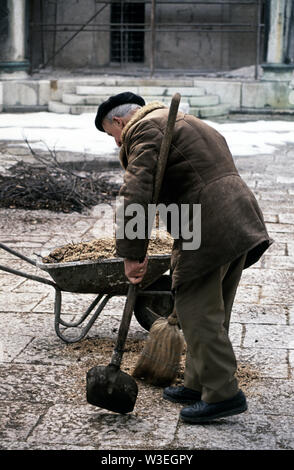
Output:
[60, 337, 260, 413]
[42, 234, 173, 264]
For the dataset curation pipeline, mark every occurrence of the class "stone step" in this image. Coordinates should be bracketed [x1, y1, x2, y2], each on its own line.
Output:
[76, 86, 138, 96]
[49, 99, 229, 117]
[189, 95, 220, 106]
[70, 104, 98, 115]
[105, 78, 195, 87]
[49, 86, 229, 117]
[48, 100, 97, 114]
[62, 93, 105, 105]
[189, 103, 230, 118]
[50, 98, 174, 114]
[48, 100, 71, 114]
[62, 92, 219, 108]
[138, 86, 206, 96]
[76, 85, 207, 97]
[59, 94, 191, 114]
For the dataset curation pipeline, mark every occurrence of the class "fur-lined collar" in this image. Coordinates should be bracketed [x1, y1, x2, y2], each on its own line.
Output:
[119, 101, 166, 169]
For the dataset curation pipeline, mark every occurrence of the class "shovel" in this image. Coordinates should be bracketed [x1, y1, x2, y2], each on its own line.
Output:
[86, 93, 181, 413]
[86, 283, 139, 413]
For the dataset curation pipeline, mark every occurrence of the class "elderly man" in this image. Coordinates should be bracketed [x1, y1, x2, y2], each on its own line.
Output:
[95, 92, 272, 424]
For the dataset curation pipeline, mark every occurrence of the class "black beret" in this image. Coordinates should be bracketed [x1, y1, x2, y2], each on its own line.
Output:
[95, 91, 145, 132]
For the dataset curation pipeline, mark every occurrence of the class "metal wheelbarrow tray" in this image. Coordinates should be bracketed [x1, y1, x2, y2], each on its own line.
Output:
[39, 254, 170, 295]
[0, 242, 172, 343]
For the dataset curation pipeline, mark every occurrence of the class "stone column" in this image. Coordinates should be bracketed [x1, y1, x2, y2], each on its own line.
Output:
[262, 0, 294, 80]
[0, 0, 29, 77]
[266, 0, 292, 63]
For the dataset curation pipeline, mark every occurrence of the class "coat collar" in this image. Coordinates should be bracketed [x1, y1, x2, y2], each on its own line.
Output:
[119, 101, 166, 169]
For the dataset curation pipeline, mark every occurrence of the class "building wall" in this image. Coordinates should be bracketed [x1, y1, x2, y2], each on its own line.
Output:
[30, 0, 263, 72]
[146, 1, 259, 71]
[30, 0, 110, 69]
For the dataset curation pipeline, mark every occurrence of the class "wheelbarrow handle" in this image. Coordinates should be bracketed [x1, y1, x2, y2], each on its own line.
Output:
[0, 263, 56, 287]
[0, 242, 37, 267]
[0, 242, 57, 288]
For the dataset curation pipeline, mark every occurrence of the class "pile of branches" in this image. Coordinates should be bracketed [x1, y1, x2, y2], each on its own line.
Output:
[0, 142, 120, 213]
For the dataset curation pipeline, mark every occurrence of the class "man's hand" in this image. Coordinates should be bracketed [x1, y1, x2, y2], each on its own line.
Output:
[124, 257, 148, 284]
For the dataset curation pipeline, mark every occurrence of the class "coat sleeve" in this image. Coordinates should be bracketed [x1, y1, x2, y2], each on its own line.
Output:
[115, 120, 163, 260]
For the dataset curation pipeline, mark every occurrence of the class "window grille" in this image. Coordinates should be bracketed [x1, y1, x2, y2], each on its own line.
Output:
[111, 2, 145, 63]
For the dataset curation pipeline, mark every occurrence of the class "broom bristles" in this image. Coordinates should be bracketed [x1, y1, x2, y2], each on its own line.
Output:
[132, 312, 185, 387]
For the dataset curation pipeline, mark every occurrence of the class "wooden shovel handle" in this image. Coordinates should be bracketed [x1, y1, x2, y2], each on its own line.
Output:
[153, 93, 181, 204]
[110, 94, 181, 368]
[110, 283, 138, 368]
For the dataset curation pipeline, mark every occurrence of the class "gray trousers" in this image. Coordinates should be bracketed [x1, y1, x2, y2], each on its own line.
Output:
[175, 254, 247, 403]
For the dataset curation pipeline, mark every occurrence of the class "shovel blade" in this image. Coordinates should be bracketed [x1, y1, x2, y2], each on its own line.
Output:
[86, 364, 138, 414]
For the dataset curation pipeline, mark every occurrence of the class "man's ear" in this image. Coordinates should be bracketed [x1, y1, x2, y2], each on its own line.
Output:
[112, 116, 124, 128]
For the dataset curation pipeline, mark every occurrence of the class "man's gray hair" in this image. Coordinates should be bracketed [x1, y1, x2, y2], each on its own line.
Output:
[104, 103, 141, 123]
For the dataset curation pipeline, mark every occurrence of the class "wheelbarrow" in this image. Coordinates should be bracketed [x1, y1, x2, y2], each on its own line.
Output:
[0, 242, 174, 343]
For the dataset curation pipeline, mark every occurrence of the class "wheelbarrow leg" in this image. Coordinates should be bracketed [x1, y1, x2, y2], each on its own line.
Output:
[54, 287, 113, 343]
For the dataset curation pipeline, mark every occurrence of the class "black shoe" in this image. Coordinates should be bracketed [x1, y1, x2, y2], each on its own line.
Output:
[163, 386, 202, 404]
[180, 390, 247, 423]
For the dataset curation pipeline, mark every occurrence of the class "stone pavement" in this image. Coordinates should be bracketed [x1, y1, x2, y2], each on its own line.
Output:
[0, 136, 293, 452]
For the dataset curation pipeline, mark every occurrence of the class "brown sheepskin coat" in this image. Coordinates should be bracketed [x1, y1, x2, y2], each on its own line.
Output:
[116, 102, 273, 288]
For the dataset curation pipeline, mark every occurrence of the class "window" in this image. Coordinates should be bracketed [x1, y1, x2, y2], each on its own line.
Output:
[111, 2, 145, 63]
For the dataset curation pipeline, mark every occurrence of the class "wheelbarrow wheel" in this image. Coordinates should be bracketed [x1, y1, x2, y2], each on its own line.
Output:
[134, 275, 174, 331]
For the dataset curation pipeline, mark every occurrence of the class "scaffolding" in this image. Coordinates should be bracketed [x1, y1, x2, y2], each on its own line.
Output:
[29, 0, 266, 78]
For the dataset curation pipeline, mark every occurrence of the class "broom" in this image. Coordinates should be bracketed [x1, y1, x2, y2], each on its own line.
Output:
[132, 93, 186, 387]
[132, 308, 185, 386]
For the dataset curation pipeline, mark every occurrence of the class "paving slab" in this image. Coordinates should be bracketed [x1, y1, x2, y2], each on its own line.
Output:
[289, 305, 294, 325]
[25, 402, 180, 450]
[231, 302, 288, 325]
[0, 363, 77, 404]
[240, 266, 294, 287]
[243, 324, 294, 349]
[263, 254, 294, 270]
[174, 412, 294, 450]
[234, 347, 289, 378]
[0, 401, 48, 443]
[0, 292, 45, 312]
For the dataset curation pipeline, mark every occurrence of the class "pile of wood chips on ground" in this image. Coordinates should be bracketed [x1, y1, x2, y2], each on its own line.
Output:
[42, 235, 173, 264]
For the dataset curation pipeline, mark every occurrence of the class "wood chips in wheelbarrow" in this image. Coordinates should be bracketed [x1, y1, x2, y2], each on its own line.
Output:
[42, 234, 173, 264]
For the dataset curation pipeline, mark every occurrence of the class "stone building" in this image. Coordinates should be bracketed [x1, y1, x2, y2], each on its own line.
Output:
[0, 1, 293, 114]
[27, 0, 266, 73]
[0, 0, 293, 75]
